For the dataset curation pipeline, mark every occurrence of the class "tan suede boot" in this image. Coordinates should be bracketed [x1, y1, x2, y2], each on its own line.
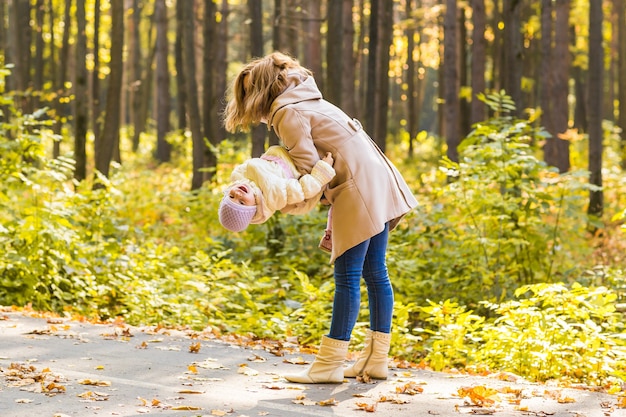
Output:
[344, 330, 391, 380]
[283, 335, 349, 384]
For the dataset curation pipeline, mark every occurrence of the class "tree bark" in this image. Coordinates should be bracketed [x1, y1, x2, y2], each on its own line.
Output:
[33, 0, 44, 110]
[154, 0, 171, 163]
[130, 0, 142, 151]
[617, 0, 626, 169]
[181, 0, 205, 190]
[341, 0, 356, 117]
[203, 0, 218, 182]
[502, 0, 522, 117]
[74, 0, 88, 181]
[444, 0, 460, 163]
[302, 1, 323, 92]
[11, 0, 32, 112]
[587, 0, 603, 218]
[552, 0, 570, 172]
[249, 0, 266, 157]
[91, 0, 102, 153]
[540, 0, 553, 163]
[175, 0, 187, 132]
[326, 0, 343, 107]
[95, 0, 124, 181]
[470, 0, 486, 124]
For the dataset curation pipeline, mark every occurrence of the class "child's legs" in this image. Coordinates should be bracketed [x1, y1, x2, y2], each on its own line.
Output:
[328, 239, 369, 341]
[362, 223, 393, 334]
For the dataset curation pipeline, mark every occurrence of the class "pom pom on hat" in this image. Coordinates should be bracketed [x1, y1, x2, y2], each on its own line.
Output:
[218, 196, 257, 232]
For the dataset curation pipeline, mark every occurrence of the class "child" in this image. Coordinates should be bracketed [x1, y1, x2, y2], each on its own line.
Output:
[223, 52, 418, 384]
[218, 145, 335, 232]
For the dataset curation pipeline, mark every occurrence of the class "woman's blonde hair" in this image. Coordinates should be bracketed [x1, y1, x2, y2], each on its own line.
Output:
[223, 52, 311, 133]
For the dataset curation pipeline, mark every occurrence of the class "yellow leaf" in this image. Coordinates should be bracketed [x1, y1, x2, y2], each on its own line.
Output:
[171, 405, 202, 410]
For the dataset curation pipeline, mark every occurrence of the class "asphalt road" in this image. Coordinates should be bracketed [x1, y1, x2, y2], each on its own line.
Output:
[0, 308, 624, 417]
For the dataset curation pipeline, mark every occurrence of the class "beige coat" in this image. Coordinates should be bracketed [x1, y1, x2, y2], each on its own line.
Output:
[268, 75, 418, 262]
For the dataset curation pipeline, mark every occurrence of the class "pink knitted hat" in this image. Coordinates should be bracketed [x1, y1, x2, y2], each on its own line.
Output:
[218, 196, 257, 232]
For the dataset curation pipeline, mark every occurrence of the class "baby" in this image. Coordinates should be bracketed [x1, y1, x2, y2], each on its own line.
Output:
[218, 145, 335, 232]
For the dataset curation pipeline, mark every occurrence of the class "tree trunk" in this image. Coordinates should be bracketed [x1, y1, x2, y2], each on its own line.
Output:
[52, 0, 71, 159]
[406, 0, 416, 157]
[95, 0, 124, 181]
[587, 0, 603, 218]
[374, 0, 393, 152]
[175, 0, 187, 131]
[203, 0, 218, 182]
[74, 0, 88, 181]
[470, 0, 486, 124]
[364, 0, 379, 137]
[502, 0, 522, 117]
[215, 0, 229, 145]
[33, 0, 44, 110]
[444, 0, 460, 163]
[617, 0, 626, 169]
[341, 0, 356, 117]
[540, 0, 553, 163]
[326, 0, 343, 107]
[154, 0, 171, 163]
[91, 0, 102, 152]
[181, 0, 205, 190]
[130, 0, 142, 151]
[249, 0, 266, 157]
[11, 0, 32, 112]
[459, 7, 470, 137]
[302, 1, 323, 92]
[552, 0, 570, 173]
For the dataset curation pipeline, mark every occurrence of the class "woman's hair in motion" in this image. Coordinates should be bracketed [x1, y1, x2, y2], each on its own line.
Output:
[223, 52, 311, 133]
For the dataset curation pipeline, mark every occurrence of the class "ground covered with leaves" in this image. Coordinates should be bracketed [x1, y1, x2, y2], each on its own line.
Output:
[1, 307, 625, 417]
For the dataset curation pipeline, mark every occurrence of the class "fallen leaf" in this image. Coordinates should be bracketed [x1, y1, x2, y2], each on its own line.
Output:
[15, 399, 33, 404]
[355, 402, 377, 412]
[283, 356, 309, 365]
[396, 380, 425, 395]
[189, 342, 201, 353]
[170, 405, 202, 410]
[457, 386, 500, 406]
[178, 389, 205, 394]
[78, 379, 112, 386]
[318, 397, 338, 406]
[237, 364, 259, 376]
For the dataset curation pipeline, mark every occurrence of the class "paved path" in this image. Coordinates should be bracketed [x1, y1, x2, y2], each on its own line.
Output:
[0, 308, 624, 417]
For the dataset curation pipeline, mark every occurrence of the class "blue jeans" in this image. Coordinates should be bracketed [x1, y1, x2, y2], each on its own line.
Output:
[328, 222, 393, 341]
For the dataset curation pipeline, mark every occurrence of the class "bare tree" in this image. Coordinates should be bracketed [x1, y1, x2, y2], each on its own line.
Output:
[587, 0, 603, 218]
[154, 0, 171, 163]
[95, 0, 124, 181]
[74, 0, 88, 180]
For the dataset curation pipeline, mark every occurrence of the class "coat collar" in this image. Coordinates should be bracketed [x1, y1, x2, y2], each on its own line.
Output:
[267, 75, 323, 128]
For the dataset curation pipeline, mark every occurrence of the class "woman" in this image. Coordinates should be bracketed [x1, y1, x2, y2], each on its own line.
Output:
[223, 52, 418, 383]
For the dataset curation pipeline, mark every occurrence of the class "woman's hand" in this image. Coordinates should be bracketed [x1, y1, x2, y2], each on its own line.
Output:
[322, 152, 334, 166]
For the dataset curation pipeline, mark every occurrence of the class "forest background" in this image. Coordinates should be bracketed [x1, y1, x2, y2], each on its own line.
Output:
[2, 0, 626, 389]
